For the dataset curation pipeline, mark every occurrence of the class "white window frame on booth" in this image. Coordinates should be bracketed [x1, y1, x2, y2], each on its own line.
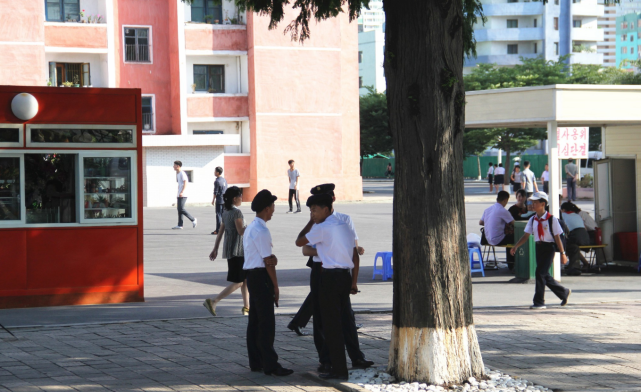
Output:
[26, 124, 137, 148]
[0, 124, 24, 148]
[0, 152, 25, 227]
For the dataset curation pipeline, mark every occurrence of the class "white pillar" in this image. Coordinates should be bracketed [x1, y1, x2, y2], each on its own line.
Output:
[177, 1, 188, 135]
[106, 0, 116, 87]
[497, 148, 502, 164]
[547, 121, 561, 281]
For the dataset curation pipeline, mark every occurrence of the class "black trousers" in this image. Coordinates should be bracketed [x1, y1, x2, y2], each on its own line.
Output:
[176, 197, 194, 227]
[246, 268, 280, 372]
[567, 228, 590, 270]
[494, 232, 515, 268]
[319, 268, 355, 376]
[534, 243, 569, 307]
[215, 203, 224, 232]
[288, 189, 301, 211]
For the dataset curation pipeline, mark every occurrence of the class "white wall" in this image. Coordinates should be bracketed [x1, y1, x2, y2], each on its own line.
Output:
[186, 121, 248, 154]
[241, 121, 250, 153]
[45, 53, 106, 87]
[144, 146, 225, 207]
[186, 55, 248, 94]
[80, 0, 108, 22]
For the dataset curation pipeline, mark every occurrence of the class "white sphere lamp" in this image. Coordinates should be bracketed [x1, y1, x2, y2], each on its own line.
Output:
[11, 93, 39, 121]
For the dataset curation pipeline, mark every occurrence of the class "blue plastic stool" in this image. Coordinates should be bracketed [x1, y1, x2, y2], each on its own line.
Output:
[373, 252, 393, 281]
[469, 247, 485, 277]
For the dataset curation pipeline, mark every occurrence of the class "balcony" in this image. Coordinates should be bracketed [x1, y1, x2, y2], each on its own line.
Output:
[142, 134, 240, 147]
[569, 52, 603, 65]
[474, 27, 544, 42]
[187, 95, 249, 120]
[184, 24, 248, 52]
[481, 2, 544, 17]
[572, 28, 604, 42]
[572, 2, 604, 17]
[44, 23, 108, 52]
[464, 53, 539, 68]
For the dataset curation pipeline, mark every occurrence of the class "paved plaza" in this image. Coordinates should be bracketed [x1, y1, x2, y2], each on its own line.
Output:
[1, 182, 640, 391]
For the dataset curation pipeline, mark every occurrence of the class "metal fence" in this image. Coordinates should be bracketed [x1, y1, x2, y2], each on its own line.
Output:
[125, 45, 150, 62]
[142, 113, 154, 131]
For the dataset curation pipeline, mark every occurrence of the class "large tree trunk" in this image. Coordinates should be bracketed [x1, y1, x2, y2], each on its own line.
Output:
[384, 0, 484, 385]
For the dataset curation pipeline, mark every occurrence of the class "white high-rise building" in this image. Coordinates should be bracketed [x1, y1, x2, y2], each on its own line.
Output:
[598, 0, 641, 66]
[358, 0, 385, 32]
[464, 0, 604, 73]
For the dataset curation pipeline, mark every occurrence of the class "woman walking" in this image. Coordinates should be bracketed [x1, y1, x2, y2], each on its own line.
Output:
[205, 186, 249, 316]
[511, 192, 571, 310]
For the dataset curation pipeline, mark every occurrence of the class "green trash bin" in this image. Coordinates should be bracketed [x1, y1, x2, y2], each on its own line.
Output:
[511, 221, 554, 283]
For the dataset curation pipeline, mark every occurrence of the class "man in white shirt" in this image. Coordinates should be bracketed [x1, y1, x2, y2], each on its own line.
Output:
[287, 159, 301, 213]
[520, 160, 539, 198]
[172, 160, 196, 230]
[479, 191, 515, 246]
[487, 162, 495, 193]
[289, 184, 372, 373]
[540, 164, 549, 194]
[243, 189, 293, 377]
[565, 158, 578, 201]
[295, 193, 361, 380]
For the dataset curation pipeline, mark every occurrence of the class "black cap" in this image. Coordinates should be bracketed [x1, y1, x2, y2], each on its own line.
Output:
[306, 193, 333, 209]
[310, 183, 335, 195]
[251, 189, 277, 212]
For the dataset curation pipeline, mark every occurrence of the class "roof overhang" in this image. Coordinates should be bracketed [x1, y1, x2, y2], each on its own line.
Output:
[465, 84, 641, 129]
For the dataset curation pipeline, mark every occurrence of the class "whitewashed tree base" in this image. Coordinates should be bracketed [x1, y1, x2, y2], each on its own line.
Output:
[388, 325, 485, 385]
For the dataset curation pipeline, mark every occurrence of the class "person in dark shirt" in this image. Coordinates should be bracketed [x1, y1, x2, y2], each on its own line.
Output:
[508, 189, 528, 221]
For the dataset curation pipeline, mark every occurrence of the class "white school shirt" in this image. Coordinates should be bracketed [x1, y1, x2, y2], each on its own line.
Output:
[579, 210, 598, 231]
[177, 171, 189, 197]
[541, 170, 549, 182]
[487, 166, 494, 176]
[288, 169, 300, 190]
[305, 214, 355, 269]
[494, 167, 505, 175]
[242, 218, 273, 269]
[481, 203, 514, 245]
[524, 213, 564, 243]
[312, 211, 358, 262]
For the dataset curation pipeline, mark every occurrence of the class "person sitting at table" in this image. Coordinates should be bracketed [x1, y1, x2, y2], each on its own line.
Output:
[508, 189, 529, 221]
[563, 202, 604, 266]
[480, 191, 515, 269]
[561, 202, 591, 276]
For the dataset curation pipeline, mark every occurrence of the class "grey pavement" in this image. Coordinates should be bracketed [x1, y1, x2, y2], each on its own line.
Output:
[1, 183, 639, 328]
[1, 303, 641, 392]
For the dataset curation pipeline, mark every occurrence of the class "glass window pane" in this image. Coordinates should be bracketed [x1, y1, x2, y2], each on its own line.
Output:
[211, 4, 222, 21]
[30, 128, 134, 144]
[137, 28, 148, 38]
[0, 128, 20, 143]
[46, 0, 62, 21]
[142, 97, 152, 109]
[63, 0, 80, 21]
[83, 157, 132, 220]
[191, 7, 204, 22]
[25, 154, 76, 224]
[0, 157, 21, 221]
[125, 28, 136, 37]
[194, 66, 207, 91]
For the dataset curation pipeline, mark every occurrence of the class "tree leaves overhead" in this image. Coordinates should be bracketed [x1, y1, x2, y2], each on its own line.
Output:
[360, 87, 391, 157]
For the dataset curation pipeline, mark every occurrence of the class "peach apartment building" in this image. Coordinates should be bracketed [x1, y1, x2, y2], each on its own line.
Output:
[0, 0, 362, 205]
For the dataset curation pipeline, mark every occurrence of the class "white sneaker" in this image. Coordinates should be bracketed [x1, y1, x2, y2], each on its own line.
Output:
[172, 226, 183, 230]
[193, 218, 197, 228]
[530, 305, 546, 310]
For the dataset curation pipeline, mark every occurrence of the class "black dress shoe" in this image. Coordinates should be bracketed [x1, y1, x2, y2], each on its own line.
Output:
[317, 363, 332, 373]
[355, 323, 363, 330]
[265, 367, 294, 376]
[250, 367, 262, 372]
[287, 322, 310, 336]
[319, 372, 348, 380]
[352, 359, 374, 369]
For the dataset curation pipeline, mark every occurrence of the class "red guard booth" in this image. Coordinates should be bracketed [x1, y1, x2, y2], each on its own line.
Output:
[0, 86, 143, 308]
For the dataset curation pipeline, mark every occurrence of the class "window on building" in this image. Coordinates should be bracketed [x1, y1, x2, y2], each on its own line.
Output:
[555, 42, 559, 55]
[631, 22, 635, 29]
[534, 19, 537, 28]
[358, 51, 363, 63]
[534, 43, 538, 54]
[507, 44, 518, 54]
[193, 130, 224, 135]
[359, 77, 363, 88]
[507, 0, 518, 3]
[622, 47, 628, 54]
[554, 0, 559, 4]
[142, 97, 154, 132]
[572, 0, 580, 3]
[124, 27, 151, 63]
[183, 170, 194, 183]
[25, 154, 77, 224]
[0, 157, 21, 221]
[622, 22, 628, 29]
[622, 34, 628, 42]
[194, 65, 225, 93]
[632, 47, 635, 54]
[190, 0, 223, 23]
[554, 18, 559, 30]
[45, 0, 80, 22]
[507, 20, 518, 28]
[638, 32, 641, 39]
[573, 20, 582, 28]
[48, 62, 90, 87]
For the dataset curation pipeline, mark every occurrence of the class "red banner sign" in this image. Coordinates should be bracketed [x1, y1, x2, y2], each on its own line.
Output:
[557, 127, 588, 159]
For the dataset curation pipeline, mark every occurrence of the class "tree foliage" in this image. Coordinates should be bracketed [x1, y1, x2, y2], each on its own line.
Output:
[360, 87, 391, 157]
[462, 129, 495, 157]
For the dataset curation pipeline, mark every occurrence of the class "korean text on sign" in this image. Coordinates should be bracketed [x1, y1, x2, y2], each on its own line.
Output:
[557, 127, 588, 159]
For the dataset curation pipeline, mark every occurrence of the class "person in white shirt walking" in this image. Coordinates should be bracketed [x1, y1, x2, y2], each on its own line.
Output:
[295, 193, 362, 380]
[172, 160, 196, 230]
[243, 189, 293, 377]
[287, 160, 301, 213]
[520, 160, 538, 198]
[511, 192, 571, 310]
[487, 162, 495, 193]
[565, 158, 578, 201]
[493, 163, 506, 192]
[540, 164, 549, 194]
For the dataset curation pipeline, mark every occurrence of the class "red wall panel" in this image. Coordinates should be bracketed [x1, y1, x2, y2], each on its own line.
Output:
[0, 231, 27, 290]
